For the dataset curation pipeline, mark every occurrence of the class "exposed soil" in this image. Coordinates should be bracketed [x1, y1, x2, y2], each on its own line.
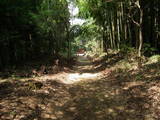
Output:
[0, 54, 160, 120]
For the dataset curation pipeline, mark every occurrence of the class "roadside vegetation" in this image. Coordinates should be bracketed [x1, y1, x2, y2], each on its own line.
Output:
[0, 0, 160, 120]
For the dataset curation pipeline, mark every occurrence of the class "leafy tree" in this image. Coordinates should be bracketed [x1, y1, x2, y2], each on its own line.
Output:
[75, 0, 160, 56]
[0, 0, 70, 69]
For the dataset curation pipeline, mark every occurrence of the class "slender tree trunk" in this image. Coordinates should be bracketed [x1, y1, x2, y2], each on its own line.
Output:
[138, 9, 143, 56]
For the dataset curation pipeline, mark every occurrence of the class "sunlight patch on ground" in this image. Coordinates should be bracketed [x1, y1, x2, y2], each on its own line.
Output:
[62, 73, 99, 84]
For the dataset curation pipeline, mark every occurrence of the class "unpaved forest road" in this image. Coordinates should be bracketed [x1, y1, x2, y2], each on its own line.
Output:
[61, 55, 101, 84]
[0, 55, 153, 120]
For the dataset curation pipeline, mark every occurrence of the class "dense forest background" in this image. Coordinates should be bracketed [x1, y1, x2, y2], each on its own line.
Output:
[0, 0, 70, 69]
[76, 0, 160, 56]
[0, 0, 160, 119]
[0, 0, 160, 69]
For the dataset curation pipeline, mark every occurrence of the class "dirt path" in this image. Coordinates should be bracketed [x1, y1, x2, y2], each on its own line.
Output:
[0, 55, 103, 120]
[62, 55, 101, 84]
[0, 55, 156, 120]
[34, 55, 101, 85]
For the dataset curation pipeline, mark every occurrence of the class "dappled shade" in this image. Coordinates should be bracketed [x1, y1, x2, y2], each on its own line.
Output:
[0, 0, 160, 119]
[1, 53, 160, 119]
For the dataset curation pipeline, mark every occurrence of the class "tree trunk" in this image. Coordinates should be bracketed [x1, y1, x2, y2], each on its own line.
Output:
[138, 9, 143, 57]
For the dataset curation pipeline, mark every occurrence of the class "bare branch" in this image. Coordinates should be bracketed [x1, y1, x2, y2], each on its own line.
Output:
[127, 14, 140, 27]
[127, 1, 142, 27]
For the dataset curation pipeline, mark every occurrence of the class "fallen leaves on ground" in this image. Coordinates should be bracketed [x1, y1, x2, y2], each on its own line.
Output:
[0, 53, 160, 120]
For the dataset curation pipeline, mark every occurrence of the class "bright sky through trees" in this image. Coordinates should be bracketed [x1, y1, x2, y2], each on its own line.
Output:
[69, 3, 85, 25]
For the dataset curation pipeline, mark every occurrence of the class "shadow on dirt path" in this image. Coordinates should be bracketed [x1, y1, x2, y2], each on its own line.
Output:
[77, 54, 124, 74]
[0, 54, 158, 120]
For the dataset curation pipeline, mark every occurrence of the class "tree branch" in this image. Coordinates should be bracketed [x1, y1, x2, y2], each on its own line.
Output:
[128, 15, 140, 27]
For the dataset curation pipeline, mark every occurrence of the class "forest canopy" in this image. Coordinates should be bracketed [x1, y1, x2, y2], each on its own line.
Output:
[0, 0, 70, 69]
[0, 0, 160, 119]
[75, 0, 160, 56]
[0, 0, 160, 69]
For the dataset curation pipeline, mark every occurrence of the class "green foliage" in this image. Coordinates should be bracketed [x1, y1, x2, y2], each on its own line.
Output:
[120, 44, 135, 54]
[75, 0, 160, 56]
[147, 55, 160, 64]
[0, 0, 70, 69]
[72, 20, 102, 53]
[0, 0, 160, 69]
[143, 43, 158, 56]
